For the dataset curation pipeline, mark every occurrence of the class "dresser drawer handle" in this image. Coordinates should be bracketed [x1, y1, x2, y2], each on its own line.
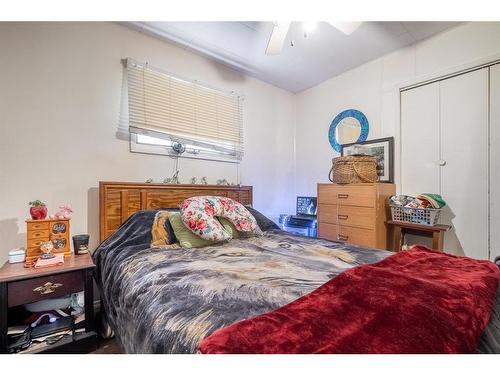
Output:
[338, 215, 348, 220]
[33, 282, 63, 295]
[337, 234, 349, 241]
[337, 194, 349, 199]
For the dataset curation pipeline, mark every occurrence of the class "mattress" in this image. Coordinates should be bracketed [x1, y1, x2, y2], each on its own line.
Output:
[93, 209, 500, 353]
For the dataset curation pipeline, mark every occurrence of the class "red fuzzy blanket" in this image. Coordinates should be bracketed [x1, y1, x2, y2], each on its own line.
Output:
[199, 246, 500, 354]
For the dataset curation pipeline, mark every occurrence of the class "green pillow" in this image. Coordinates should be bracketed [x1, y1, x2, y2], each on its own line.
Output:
[218, 217, 260, 239]
[169, 213, 216, 249]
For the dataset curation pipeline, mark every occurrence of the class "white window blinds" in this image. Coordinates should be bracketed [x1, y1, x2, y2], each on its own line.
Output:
[126, 58, 244, 159]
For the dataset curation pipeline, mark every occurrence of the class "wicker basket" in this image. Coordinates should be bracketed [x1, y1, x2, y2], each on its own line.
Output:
[390, 204, 441, 226]
[329, 155, 378, 184]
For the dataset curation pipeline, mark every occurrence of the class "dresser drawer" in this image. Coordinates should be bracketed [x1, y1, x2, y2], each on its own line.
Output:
[27, 238, 45, 250]
[318, 223, 375, 248]
[28, 229, 50, 240]
[8, 271, 84, 307]
[50, 236, 69, 252]
[318, 205, 376, 229]
[318, 184, 375, 207]
[27, 221, 49, 231]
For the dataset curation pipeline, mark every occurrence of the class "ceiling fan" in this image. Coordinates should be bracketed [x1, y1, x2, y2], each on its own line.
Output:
[265, 21, 362, 55]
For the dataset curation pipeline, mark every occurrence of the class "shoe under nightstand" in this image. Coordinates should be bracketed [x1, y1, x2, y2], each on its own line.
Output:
[0, 253, 97, 353]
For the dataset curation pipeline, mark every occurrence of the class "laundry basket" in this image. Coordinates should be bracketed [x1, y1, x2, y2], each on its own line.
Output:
[390, 204, 441, 226]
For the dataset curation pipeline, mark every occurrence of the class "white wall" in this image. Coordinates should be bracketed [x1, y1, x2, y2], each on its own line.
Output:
[295, 22, 500, 197]
[3, 22, 500, 264]
[0, 22, 296, 264]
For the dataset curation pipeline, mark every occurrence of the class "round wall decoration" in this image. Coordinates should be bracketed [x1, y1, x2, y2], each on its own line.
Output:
[328, 109, 369, 152]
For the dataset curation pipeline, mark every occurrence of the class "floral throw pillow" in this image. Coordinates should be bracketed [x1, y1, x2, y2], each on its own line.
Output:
[180, 196, 258, 241]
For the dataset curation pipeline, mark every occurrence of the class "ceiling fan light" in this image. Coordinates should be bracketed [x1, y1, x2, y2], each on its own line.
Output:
[303, 22, 317, 34]
[329, 21, 362, 35]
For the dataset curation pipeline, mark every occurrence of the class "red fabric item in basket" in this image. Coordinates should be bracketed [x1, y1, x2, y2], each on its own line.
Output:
[199, 246, 500, 354]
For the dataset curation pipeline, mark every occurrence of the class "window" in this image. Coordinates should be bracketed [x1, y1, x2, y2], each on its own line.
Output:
[126, 58, 244, 162]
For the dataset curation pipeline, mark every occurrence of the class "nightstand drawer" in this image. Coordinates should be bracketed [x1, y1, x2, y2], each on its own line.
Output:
[28, 230, 49, 240]
[8, 271, 83, 307]
[27, 222, 49, 231]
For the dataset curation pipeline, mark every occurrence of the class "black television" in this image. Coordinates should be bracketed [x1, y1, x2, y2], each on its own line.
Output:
[296, 196, 317, 216]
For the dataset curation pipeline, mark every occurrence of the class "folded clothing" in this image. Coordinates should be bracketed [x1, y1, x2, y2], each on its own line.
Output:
[199, 246, 500, 354]
[34, 253, 64, 268]
[417, 193, 446, 209]
[390, 193, 446, 209]
[390, 194, 419, 207]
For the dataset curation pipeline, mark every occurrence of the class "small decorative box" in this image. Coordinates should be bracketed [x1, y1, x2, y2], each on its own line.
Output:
[8, 248, 26, 264]
[25, 218, 71, 261]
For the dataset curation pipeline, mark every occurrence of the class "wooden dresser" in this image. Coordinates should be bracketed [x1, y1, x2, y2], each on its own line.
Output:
[317, 183, 396, 250]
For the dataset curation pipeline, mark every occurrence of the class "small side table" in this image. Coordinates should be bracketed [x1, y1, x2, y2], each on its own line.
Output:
[387, 220, 451, 252]
[0, 253, 97, 353]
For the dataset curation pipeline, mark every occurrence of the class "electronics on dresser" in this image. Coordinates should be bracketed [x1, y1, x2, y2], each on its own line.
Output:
[279, 196, 318, 238]
[296, 196, 317, 216]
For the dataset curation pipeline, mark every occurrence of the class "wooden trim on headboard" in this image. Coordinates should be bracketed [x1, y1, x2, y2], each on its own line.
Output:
[99, 181, 253, 242]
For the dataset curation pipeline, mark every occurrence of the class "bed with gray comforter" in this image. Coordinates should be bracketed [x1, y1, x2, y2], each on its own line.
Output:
[93, 209, 500, 354]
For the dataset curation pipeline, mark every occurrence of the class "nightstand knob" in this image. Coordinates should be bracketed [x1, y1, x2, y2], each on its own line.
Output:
[33, 282, 62, 295]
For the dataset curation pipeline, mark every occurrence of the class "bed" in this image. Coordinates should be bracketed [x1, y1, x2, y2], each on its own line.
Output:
[93, 182, 500, 354]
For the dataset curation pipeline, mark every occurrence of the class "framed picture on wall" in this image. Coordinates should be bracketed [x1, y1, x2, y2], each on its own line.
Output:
[341, 137, 394, 183]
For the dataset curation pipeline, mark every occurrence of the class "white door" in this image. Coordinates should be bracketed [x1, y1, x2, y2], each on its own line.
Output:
[400, 82, 440, 196]
[439, 68, 489, 259]
[490, 64, 500, 262]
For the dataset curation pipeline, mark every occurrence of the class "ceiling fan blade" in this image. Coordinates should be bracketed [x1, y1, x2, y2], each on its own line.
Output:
[328, 22, 362, 35]
[266, 21, 291, 55]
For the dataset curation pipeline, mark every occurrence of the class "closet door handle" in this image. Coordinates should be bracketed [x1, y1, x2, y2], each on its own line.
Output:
[337, 194, 349, 199]
[337, 234, 349, 241]
[338, 215, 348, 220]
[438, 160, 447, 166]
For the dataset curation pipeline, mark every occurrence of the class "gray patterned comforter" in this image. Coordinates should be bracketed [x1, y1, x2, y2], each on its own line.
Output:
[93, 210, 500, 353]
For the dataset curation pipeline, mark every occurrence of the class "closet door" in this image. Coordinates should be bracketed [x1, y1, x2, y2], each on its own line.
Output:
[400, 82, 440, 196]
[440, 68, 489, 259]
[490, 64, 500, 262]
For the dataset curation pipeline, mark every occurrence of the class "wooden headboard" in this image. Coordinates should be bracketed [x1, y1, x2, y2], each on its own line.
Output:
[99, 181, 253, 242]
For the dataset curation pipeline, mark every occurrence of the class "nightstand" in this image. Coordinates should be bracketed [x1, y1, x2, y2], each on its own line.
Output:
[387, 220, 451, 252]
[0, 253, 97, 353]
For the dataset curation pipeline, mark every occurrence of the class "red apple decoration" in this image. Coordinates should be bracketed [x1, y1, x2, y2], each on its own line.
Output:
[29, 200, 48, 220]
